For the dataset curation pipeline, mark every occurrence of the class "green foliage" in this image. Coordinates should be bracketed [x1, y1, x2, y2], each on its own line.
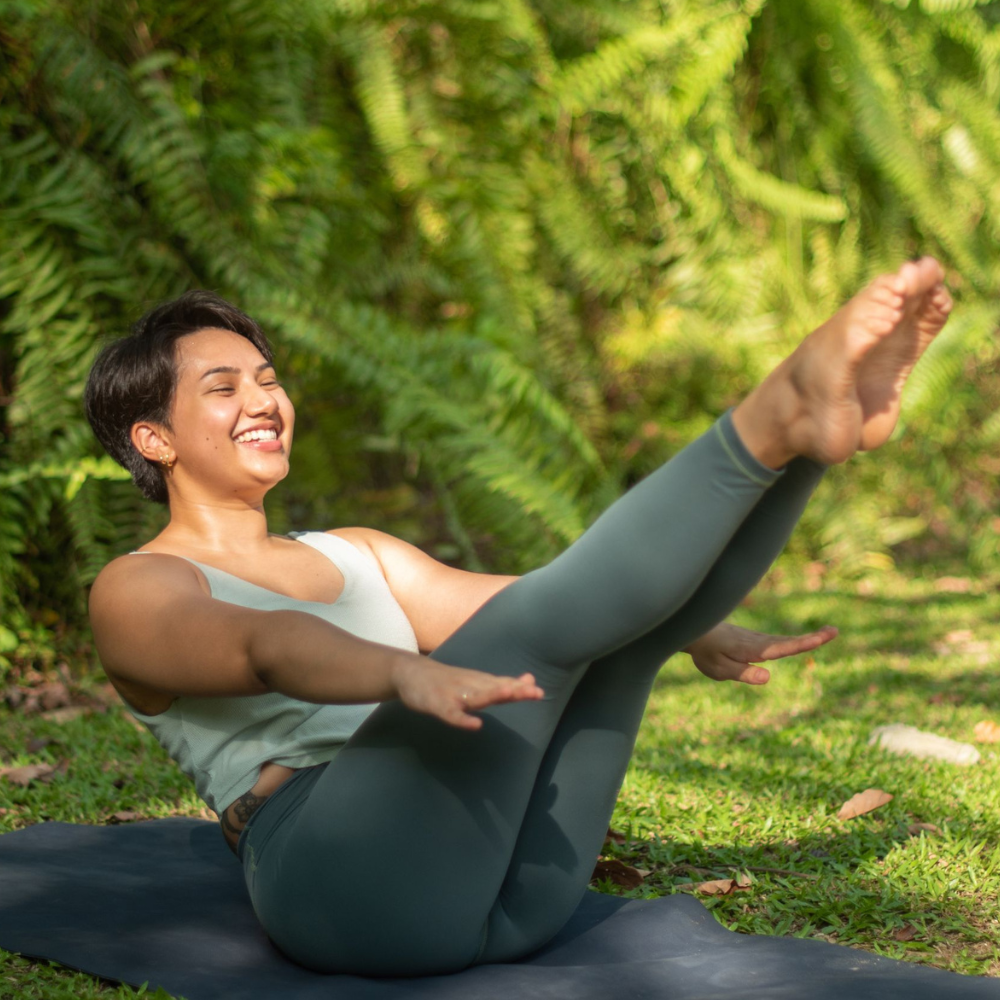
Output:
[2, 0, 1000, 673]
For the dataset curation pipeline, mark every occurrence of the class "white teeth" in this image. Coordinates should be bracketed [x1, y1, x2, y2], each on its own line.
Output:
[235, 428, 278, 444]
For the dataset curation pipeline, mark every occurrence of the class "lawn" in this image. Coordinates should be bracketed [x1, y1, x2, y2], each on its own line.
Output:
[3, 566, 1000, 997]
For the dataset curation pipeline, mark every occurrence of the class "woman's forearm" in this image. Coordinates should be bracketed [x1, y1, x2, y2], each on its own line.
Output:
[246, 608, 414, 704]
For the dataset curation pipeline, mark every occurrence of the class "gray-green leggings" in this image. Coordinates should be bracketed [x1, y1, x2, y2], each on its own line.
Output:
[237, 412, 824, 975]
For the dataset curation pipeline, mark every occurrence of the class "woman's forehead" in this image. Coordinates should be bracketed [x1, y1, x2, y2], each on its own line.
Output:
[175, 327, 268, 373]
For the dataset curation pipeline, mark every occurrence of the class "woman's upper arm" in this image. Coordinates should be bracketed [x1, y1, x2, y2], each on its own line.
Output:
[332, 528, 517, 652]
[88, 556, 269, 698]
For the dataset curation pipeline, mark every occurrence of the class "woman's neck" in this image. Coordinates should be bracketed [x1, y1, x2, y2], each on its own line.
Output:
[152, 495, 275, 558]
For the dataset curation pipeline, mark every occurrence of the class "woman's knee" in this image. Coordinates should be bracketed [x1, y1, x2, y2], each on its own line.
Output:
[263, 900, 486, 976]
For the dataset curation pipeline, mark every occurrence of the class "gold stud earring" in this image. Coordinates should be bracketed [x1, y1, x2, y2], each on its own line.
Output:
[158, 453, 175, 469]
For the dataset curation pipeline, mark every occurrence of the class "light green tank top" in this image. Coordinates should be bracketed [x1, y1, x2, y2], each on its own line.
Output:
[126, 531, 419, 815]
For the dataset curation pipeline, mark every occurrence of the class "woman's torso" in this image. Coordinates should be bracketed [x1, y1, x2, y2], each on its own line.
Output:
[113, 529, 413, 853]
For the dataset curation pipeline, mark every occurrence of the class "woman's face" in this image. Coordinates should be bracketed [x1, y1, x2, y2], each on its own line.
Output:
[158, 327, 295, 502]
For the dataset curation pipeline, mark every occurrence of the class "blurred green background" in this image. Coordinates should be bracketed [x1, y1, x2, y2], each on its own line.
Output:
[3, 0, 1000, 678]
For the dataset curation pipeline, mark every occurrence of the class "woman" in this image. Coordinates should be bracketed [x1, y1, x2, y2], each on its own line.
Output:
[84, 257, 951, 976]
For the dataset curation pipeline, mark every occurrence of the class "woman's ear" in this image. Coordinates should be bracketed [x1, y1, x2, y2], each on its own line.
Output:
[131, 422, 173, 465]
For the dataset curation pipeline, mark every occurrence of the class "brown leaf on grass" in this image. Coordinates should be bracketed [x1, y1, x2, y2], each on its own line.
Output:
[837, 788, 893, 821]
[691, 873, 752, 896]
[592, 858, 646, 889]
[0, 763, 55, 786]
[974, 720, 1000, 744]
[934, 577, 972, 594]
[892, 924, 918, 942]
[26, 737, 52, 753]
[108, 811, 143, 824]
[696, 879, 738, 895]
[604, 827, 626, 847]
[908, 822, 943, 837]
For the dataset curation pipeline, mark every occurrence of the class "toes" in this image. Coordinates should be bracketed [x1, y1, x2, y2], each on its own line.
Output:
[899, 256, 944, 297]
[916, 255, 945, 288]
[873, 273, 906, 298]
[869, 283, 905, 309]
[929, 284, 953, 315]
[867, 304, 902, 336]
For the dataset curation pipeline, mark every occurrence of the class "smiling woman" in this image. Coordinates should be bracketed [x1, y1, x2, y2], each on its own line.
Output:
[84, 292, 286, 506]
[81, 268, 950, 975]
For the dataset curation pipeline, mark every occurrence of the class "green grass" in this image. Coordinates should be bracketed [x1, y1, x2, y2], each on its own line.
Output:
[4, 568, 1000, 995]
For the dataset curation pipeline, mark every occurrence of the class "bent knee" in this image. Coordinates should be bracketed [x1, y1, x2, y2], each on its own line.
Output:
[263, 904, 486, 976]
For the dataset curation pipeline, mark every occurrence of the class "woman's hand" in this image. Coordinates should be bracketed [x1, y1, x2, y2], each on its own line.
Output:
[390, 654, 545, 730]
[684, 621, 838, 686]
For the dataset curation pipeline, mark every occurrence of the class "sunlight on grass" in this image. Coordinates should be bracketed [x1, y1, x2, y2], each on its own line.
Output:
[604, 572, 1000, 977]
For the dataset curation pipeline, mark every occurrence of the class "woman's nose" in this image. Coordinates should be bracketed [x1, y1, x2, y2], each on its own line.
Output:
[246, 383, 278, 415]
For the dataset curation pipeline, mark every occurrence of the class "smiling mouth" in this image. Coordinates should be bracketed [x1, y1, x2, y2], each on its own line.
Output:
[234, 429, 279, 444]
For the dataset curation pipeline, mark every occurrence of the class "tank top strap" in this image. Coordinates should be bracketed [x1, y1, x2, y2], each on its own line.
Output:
[289, 531, 382, 583]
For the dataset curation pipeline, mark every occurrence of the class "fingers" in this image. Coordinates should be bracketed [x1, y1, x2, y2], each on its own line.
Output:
[460, 672, 544, 711]
[441, 671, 545, 730]
[707, 659, 771, 685]
[752, 625, 838, 662]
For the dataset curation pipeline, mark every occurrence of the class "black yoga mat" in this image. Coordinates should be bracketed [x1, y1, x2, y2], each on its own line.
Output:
[1, 818, 998, 1000]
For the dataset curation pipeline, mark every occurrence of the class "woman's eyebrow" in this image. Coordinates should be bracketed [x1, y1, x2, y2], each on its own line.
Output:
[198, 362, 275, 381]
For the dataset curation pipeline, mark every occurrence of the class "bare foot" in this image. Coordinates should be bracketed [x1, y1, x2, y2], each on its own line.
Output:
[854, 258, 953, 450]
[733, 258, 950, 467]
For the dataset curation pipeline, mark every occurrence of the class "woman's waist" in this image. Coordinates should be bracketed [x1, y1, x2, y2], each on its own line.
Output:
[220, 761, 303, 854]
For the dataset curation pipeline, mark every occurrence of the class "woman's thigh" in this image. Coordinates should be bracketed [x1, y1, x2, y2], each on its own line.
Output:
[244, 586, 592, 975]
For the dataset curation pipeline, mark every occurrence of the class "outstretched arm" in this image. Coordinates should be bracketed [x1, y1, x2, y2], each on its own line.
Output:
[89, 551, 541, 731]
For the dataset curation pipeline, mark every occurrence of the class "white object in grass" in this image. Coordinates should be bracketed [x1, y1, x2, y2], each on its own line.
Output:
[868, 724, 980, 765]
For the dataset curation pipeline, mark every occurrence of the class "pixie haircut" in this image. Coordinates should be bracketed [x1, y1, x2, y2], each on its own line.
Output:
[84, 290, 274, 504]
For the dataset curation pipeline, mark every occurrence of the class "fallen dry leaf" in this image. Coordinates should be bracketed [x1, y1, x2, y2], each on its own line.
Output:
[0, 763, 55, 787]
[26, 737, 52, 753]
[974, 720, 1000, 744]
[892, 924, 918, 942]
[692, 874, 752, 896]
[108, 811, 143, 824]
[604, 827, 626, 847]
[837, 788, 893, 821]
[696, 879, 737, 895]
[592, 858, 646, 889]
[908, 822, 943, 837]
[934, 577, 972, 594]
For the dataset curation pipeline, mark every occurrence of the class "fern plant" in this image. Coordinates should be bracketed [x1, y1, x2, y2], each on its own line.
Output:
[3, 0, 1000, 677]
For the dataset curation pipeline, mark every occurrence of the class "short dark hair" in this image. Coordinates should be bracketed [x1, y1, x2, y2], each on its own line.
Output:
[84, 290, 274, 504]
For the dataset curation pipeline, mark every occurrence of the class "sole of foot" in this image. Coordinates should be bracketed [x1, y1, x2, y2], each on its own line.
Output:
[734, 257, 951, 468]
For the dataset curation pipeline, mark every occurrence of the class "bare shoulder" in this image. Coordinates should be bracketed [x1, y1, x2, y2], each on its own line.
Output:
[89, 552, 209, 618]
